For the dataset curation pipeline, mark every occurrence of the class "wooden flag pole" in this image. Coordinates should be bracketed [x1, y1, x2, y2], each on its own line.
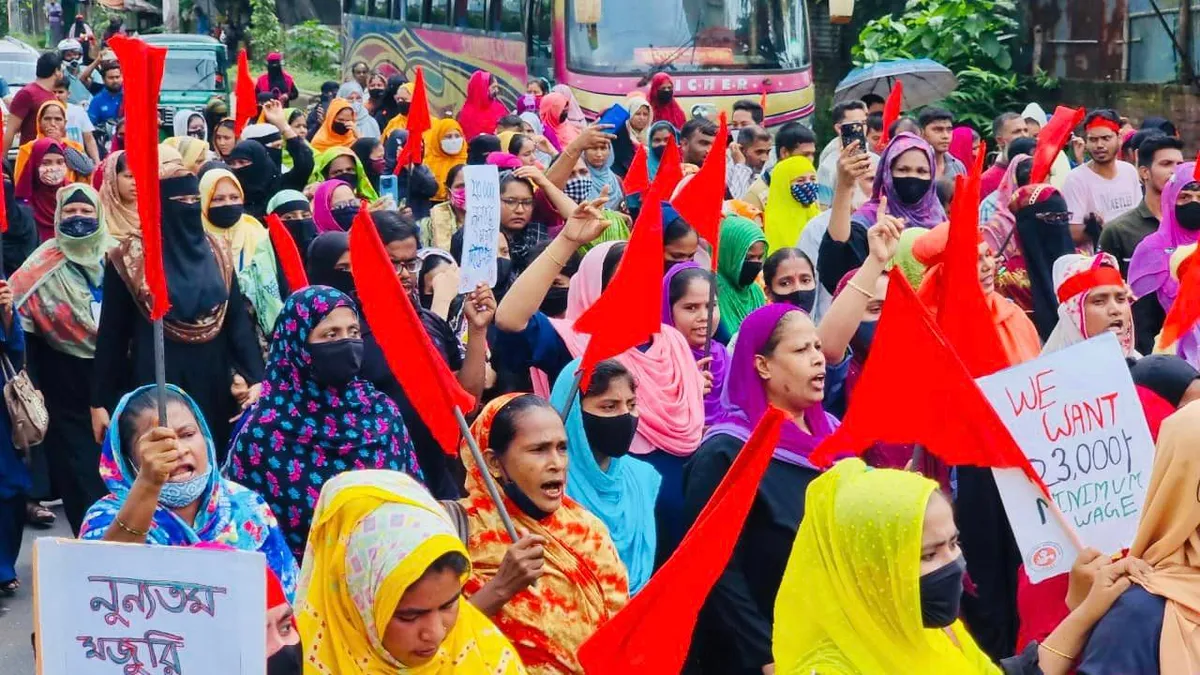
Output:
[556, 368, 584, 423]
[454, 405, 519, 543]
[154, 319, 167, 424]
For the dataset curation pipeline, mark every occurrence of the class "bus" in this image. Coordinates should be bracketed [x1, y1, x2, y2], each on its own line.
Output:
[342, 0, 815, 127]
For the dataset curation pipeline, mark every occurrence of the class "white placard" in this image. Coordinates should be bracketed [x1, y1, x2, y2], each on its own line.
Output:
[458, 165, 501, 293]
[977, 333, 1156, 583]
[33, 538, 266, 675]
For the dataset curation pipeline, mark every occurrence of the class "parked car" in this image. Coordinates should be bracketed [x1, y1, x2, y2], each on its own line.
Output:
[0, 36, 41, 100]
[139, 34, 230, 138]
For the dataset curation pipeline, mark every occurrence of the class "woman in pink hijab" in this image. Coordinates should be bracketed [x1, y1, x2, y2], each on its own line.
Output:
[949, 126, 978, 167]
[457, 71, 509, 140]
[539, 92, 581, 147]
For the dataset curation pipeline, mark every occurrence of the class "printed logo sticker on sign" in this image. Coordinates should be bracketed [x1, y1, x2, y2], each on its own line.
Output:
[976, 333, 1156, 583]
[32, 538, 266, 674]
[458, 164, 501, 294]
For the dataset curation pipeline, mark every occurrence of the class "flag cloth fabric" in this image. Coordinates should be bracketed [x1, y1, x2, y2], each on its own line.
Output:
[394, 67, 432, 170]
[573, 198, 664, 389]
[654, 135, 684, 198]
[577, 407, 787, 674]
[108, 35, 168, 320]
[1158, 244, 1200, 352]
[234, 49, 256, 137]
[348, 204, 474, 455]
[879, 81, 904, 149]
[266, 214, 308, 292]
[0, 115, 8, 233]
[810, 269, 1046, 491]
[1031, 106, 1085, 185]
[622, 144, 650, 196]
[672, 112, 728, 270]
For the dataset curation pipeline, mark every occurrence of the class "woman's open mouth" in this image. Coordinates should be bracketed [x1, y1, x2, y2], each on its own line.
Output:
[540, 480, 564, 500]
[170, 462, 196, 481]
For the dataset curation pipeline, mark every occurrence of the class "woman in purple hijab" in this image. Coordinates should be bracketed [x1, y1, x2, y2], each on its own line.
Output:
[681, 303, 840, 675]
[1129, 161, 1200, 365]
[662, 262, 728, 425]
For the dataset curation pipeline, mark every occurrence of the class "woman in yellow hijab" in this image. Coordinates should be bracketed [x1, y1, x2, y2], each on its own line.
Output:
[424, 118, 468, 202]
[163, 135, 210, 174]
[311, 98, 359, 153]
[764, 155, 820, 254]
[15, 100, 90, 182]
[295, 470, 527, 674]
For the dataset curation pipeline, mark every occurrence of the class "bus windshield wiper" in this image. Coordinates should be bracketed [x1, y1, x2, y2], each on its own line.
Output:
[637, 18, 702, 86]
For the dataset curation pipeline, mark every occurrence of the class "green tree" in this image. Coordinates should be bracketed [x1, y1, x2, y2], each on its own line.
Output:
[247, 0, 283, 58]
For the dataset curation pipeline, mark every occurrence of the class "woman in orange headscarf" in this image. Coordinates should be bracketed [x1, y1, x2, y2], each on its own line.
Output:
[423, 117, 468, 202]
[15, 100, 90, 182]
[309, 98, 358, 153]
[459, 394, 628, 675]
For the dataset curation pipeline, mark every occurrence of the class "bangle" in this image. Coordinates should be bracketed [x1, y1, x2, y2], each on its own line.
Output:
[1040, 642, 1075, 661]
[115, 518, 148, 537]
[846, 280, 874, 299]
[545, 248, 567, 267]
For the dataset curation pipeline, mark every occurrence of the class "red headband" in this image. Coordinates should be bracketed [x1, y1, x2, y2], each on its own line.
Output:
[1057, 266, 1124, 303]
[1085, 118, 1121, 134]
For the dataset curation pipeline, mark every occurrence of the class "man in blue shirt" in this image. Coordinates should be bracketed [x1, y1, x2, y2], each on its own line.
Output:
[87, 61, 122, 127]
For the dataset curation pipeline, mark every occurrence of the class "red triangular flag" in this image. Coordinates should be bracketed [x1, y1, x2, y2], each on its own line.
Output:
[672, 112, 728, 271]
[1158, 245, 1200, 351]
[878, 80, 904, 149]
[1030, 106, 1084, 186]
[759, 90, 768, 115]
[573, 198, 664, 389]
[0, 114, 8, 234]
[266, 214, 308, 293]
[578, 406, 787, 674]
[622, 144, 649, 195]
[394, 67, 432, 171]
[653, 135, 684, 199]
[1193, 151, 1200, 182]
[919, 143, 1010, 378]
[349, 204, 474, 455]
[811, 269, 1046, 491]
[109, 36, 168, 320]
[234, 49, 256, 137]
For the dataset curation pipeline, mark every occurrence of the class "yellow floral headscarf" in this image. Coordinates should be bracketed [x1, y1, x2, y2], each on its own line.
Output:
[296, 470, 527, 675]
[773, 459, 999, 674]
[764, 155, 820, 254]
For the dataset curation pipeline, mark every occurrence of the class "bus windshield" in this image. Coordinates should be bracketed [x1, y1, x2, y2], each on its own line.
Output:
[162, 52, 220, 91]
[566, 0, 810, 74]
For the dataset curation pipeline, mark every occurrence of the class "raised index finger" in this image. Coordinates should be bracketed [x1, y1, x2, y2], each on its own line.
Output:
[878, 196, 889, 218]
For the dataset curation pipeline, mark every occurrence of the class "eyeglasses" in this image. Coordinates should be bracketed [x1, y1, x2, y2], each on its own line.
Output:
[393, 259, 422, 274]
[501, 198, 534, 210]
[1035, 211, 1072, 225]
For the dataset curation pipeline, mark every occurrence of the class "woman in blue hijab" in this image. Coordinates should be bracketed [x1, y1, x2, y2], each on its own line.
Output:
[550, 357, 660, 593]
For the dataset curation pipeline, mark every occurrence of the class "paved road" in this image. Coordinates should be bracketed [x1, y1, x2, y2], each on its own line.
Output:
[0, 505, 70, 674]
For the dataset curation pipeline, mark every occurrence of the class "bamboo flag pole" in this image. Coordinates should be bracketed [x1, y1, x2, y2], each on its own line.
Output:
[454, 405, 518, 543]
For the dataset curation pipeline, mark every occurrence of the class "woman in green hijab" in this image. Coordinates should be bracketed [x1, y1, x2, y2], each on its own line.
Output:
[715, 215, 768, 337]
[309, 146, 379, 201]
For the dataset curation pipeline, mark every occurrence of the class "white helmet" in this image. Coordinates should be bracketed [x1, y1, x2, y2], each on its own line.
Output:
[57, 38, 82, 54]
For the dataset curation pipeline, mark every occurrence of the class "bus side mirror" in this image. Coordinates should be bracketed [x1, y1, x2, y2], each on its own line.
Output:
[573, 0, 601, 24]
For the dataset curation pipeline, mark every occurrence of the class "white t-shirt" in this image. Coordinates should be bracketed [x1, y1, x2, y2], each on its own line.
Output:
[1060, 161, 1142, 225]
[65, 102, 93, 148]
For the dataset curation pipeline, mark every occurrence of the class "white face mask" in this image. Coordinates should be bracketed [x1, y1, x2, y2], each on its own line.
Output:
[39, 165, 66, 186]
[441, 137, 464, 155]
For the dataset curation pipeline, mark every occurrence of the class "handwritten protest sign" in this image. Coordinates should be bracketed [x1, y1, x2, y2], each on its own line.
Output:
[977, 333, 1155, 583]
[33, 539, 265, 675]
[458, 165, 500, 294]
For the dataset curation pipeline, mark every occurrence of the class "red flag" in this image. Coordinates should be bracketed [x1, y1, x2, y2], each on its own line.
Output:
[1030, 106, 1085, 185]
[671, 112, 728, 271]
[234, 49, 256, 137]
[653, 135, 684, 199]
[758, 90, 768, 116]
[578, 407, 787, 674]
[878, 80, 904, 149]
[0, 114, 8, 234]
[811, 269, 1046, 491]
[348, 204, 474, 454]
[1158, 245, 1200, 351]
[266, 214, 308, 293]
[622, 144, 650, 196]
[394, 67, 432, 171]
[109, 36, 169, 320]
[573, 198, 664, 389]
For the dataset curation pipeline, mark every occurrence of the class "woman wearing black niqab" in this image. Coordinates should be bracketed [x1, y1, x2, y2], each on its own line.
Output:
[351, 137, 384, 194]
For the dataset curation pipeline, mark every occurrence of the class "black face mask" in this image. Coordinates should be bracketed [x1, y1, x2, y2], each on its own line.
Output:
[206, 204, 244, 229]
[331, 173, 356, 188]
[307, 338, 364, 387]
[655, 89, 674, 104]
[266, 147, 283, 168]
[920, 556, 967, 628]
[540, 286, 569, 317]
[331, 204, 360, 231]
[651, 144, 666, 159]
[324, 270, 356, 296]
[852, 320, 877, 356]
[502, 478, 553, 521]
[776, 288, 817, 314]
[267, 643, 303, 675]
[164, 197, 203, 224]
[331, 121, 350, 135]
[1178, 202, 1200, 231]
[188, 130, 205, 140]
[892, 176, 931, 205]
[369, 88, 385, 99]
[739, 260, 763, 287]
[397, 101, 411, 115]
[58, 215, 100, 238]
[582, 411, 639, 458]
